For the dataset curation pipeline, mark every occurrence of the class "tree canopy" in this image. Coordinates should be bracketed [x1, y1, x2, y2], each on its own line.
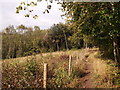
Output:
[14, 1, 120, 63]
[61, 2, 120, 63]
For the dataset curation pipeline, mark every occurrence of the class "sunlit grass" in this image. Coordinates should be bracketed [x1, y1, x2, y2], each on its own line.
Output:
[2, 48, 120, 88]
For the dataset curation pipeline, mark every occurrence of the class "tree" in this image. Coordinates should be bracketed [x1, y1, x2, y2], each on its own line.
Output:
[2, 25, 47, 59]
[16, 0, 54, 19]
[48, 23, 70, 51]
[34, 26, 40, 31]
[62, 2, 120, 63]
[2, 25, 17, 59]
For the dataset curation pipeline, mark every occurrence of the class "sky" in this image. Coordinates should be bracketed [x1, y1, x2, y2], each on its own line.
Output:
[0, 0, 65, 31]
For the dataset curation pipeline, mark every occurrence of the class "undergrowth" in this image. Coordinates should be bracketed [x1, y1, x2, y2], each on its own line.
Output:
[92, 57, 120, 88]
[2, 53, 84, 88]
[2, 49, 120, 88]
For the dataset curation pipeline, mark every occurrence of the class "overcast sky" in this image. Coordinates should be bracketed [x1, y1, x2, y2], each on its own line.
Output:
[0, 0, 65, 31]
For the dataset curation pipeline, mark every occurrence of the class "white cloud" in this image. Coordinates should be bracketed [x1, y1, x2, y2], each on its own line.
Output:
[0, 0, 65, 31]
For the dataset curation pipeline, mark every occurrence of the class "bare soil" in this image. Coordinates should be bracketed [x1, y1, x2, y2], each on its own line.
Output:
[78, 49, 97, 88]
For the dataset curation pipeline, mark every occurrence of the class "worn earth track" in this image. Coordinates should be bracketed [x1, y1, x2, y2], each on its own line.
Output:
[78, 49, 97, 88]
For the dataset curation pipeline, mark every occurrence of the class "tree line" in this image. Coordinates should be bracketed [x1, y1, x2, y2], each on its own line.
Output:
[61, 2, 120, 63]
[2, 2, 120, 64]
[2, 23, 86, 59]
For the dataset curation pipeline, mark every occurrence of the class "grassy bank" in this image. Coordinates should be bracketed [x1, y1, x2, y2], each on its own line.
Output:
[2, 48, 120, 88]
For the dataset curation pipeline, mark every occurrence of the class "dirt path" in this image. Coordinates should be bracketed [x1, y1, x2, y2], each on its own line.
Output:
[79, 49, 97, 88]
[80, 59, 94, 88]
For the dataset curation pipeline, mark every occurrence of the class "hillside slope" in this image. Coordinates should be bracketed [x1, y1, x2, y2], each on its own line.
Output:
[2, 48, 120, 88]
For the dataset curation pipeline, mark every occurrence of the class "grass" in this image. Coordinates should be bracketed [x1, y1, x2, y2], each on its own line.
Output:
[2, 49, 83, 88]
[91, 52, 120, 88]
[2, 48, 120, 88]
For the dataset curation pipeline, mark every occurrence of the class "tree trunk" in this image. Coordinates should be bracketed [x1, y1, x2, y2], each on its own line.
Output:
[56, 42, 59, 51]
[86, 43, 88, 49]
[63, 30, 69, 50]
[113, 37, 120, 63]
[84, 41, 88, 49]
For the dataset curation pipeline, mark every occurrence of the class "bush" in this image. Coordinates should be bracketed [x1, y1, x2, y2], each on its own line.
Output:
[2, 57, 43, 88]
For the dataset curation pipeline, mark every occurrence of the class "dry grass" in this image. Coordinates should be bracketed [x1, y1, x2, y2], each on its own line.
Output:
[2, 48, 119, 88]
[2, 49, 85, 88]
[91, 52, 119, 88]
[93, 59, 109, 79]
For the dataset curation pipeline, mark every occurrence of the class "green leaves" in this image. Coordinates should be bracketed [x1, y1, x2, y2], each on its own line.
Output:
[47, 5, 51, 9]
[43, 9, 49, 14]
[16, 10, 19, 13]
[20, 2, 26, 5]
[27, 4, 30, 6]
[25, 14, 30, 17]
[30, 2, 37, 7]
[43, 5, 52, 14]
[16, 5, 23, 13]
[29, 10, 33, 12]
[16, 0, 54, 19]
[62, 2, 120, 59]
[24, 7, 27, 10]
[33, 15, 38, 19]
[24, 14, 38, 19]
[16, 1, 38, 19]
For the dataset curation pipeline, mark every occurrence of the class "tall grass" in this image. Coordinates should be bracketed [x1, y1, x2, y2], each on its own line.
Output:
[2, 49, 119, 88]
[2, 51, 85, 88]
[91, 53, 120, 88]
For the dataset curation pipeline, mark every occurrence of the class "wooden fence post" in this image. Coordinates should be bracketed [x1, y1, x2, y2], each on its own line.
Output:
[76, 55, 79, 64]
[76, 52, 79, 64]
[68, 55, 72, 76]
[43, 63, 47, 89]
